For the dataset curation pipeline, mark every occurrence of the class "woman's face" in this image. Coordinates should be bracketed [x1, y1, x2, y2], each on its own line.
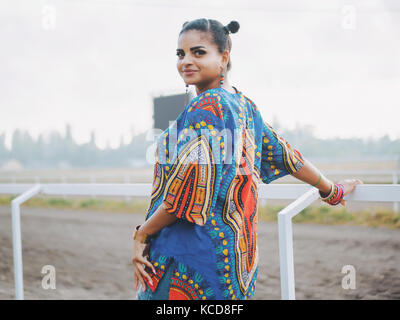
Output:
[176, 29, 229, 92]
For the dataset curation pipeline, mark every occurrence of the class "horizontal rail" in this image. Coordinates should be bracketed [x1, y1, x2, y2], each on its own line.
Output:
[323, 170, 400, 175]
[0, 169, 398, 181]
[1, 183, 400, 201]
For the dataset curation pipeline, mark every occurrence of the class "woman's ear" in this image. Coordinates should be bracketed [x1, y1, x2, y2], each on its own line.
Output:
[221, 50, 230, 70]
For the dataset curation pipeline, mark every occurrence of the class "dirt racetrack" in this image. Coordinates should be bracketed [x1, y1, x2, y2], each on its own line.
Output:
[0, 205, 399, 300]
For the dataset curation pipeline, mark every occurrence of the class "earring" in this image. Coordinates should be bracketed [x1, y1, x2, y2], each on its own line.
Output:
[184, 83, 189, 106]
[220, 72, 225, 87]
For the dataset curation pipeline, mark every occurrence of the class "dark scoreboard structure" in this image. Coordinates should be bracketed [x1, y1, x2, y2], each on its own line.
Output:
[153, 91, 195, 131]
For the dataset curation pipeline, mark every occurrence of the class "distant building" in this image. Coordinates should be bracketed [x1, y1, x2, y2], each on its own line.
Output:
[153, 91, 195, 131]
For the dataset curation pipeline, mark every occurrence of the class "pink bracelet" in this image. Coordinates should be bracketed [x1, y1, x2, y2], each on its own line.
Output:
[319, 183, 344, 206]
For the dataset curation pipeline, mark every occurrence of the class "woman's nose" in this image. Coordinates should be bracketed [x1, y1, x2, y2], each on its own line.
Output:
[181, 54, 193, 66]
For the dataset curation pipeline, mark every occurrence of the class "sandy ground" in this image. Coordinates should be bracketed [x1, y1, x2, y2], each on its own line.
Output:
[0, 205, 399, 300]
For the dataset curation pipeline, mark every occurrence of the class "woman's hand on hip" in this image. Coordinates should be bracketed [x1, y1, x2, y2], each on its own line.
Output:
[132, 240, 156, 292]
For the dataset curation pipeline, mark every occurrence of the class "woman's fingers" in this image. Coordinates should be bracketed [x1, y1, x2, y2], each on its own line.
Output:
[134, 272, 137, 290]
[141, 258, 156, 274]
[349, 179, 363, 193]
[351, 178, 363, 184]
[132, 240, 157, 292]
[136, 262, 154, 287]
[338, 178, 363, 196]
[337, 179, 363, 205]
[134, 267, 147, 292]
[133, 261, 152, 290]
[133, 243, 155, 271]
[133, 265, 140, 290]
[133, 255, 156, 274]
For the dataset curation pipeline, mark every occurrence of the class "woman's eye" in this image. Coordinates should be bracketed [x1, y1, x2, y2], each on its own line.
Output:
[176, 50, 205, 58]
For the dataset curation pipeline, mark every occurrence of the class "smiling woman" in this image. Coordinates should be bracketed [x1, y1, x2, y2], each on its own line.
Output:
[131, 17, 362, 301]
[176, 19, 239, 96]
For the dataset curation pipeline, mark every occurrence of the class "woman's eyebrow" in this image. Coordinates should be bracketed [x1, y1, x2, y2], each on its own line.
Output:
[176, 46, 206, 51]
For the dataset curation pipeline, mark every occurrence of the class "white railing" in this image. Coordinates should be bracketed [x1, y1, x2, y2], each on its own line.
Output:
[2, 170, 399, 184]
[276, 184, 400, 299]
[2, 169, 399, 211]
[1, 183, 400, 300]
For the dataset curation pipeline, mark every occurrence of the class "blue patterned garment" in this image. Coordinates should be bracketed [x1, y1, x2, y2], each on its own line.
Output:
[142, 86, 305, 300]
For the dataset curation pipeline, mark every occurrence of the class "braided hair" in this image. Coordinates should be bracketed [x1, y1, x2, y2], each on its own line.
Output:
[179, 19, 240, 72]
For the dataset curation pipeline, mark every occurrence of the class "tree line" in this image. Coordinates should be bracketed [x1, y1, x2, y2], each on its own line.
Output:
[0, 123, 399, 169]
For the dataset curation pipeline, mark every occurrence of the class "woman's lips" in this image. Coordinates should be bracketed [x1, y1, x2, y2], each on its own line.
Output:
[183, 70, 197, 75]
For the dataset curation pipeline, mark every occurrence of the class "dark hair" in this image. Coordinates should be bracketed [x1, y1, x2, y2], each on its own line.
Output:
[179, 19, 240, 72]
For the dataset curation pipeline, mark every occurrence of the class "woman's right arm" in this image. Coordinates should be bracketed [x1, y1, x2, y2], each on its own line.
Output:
[291, 157, 333, 196]
[291, 157, 363, 206]
[255, 112, 363, 205]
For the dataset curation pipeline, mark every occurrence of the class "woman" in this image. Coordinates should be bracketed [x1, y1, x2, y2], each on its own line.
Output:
[132, 18, 362, 300]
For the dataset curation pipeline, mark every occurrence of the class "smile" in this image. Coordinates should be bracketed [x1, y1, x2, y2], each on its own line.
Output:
[183, 70, 197, 75]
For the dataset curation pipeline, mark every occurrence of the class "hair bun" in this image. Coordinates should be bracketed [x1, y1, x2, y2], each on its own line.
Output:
[226, 20, 240, 34]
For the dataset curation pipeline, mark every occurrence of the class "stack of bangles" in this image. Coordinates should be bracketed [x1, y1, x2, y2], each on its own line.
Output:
[313, 174, 345, 206]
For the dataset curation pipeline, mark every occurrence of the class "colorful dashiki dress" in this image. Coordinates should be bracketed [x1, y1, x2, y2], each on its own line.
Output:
[140, 86, 305, 300]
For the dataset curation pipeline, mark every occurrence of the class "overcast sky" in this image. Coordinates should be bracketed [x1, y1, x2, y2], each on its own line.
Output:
[1, 0, 399, 149]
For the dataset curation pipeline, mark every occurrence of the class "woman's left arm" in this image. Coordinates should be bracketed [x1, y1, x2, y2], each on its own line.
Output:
[136, 202, 178, 238]
[291, 157, 363, 206]
[132, 203, 178, 291]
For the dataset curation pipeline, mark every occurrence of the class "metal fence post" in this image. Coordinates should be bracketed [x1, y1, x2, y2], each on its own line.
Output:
[393, 171, 399, 213]
[61, 176, 67, 199]
[90, 174, 96, 199]
[278, 214, 295, 300]
[11, 184, 42, 300]
[277, 188, 319, 300]
[124, 174, 131, 203]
